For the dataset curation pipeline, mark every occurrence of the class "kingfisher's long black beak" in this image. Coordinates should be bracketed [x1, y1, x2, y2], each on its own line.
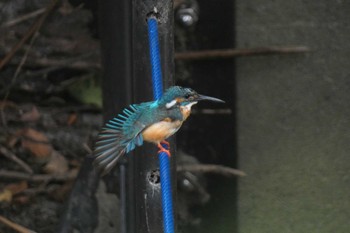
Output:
[196, 94, 225, 103]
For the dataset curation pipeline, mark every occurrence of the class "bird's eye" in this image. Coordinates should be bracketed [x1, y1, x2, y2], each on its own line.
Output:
[184, 94, 191, 99]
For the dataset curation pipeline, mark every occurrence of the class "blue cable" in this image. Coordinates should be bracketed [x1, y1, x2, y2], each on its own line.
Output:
[147, 16, 175, 233]
[159, 141, 174, 233]
[148, 17, 164, 100]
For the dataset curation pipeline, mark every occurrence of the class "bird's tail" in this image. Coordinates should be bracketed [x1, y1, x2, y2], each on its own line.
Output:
[92, 128, 125, 175]
[93, 118, 143, 175]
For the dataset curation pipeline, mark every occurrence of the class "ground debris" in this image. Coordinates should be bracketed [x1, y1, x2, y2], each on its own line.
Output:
[0, 1, 102, 232]
[16, 128, 53, 160]
[0, 181, 28, 203]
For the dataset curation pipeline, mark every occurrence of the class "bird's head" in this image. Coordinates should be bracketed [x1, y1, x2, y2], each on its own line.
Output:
[160, 86, 224, 110]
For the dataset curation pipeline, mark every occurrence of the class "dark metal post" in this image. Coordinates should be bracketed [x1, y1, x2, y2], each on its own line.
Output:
[131, 1, 175, 233]
[99, 0, 175, 233]
[98, 1, 133, 233]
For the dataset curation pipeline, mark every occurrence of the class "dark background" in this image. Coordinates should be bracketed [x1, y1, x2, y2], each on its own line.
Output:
[0, 0, 349, 232]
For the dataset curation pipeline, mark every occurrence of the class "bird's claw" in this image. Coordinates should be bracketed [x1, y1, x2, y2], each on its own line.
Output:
[157, 141, 171, 157]
[158, 148, 171, 157]
[160, 140, 170, 149]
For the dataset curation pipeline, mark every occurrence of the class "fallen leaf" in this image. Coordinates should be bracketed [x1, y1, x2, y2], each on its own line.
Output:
[5, 181, 28, 195]
[21, 106, 40, 122]
[58, 0, 74, 15]
[67, 112, 77, 125]
[49, 181, 74, 202]
[0, 189, 12, 202]
[67, 74, 102, 107]
[68, 167, 79, 177]
[0, 100, 17, 110]
[20, 128, 52, 160]
[69, 159, 81, 168]
[0, 101, 20, 123]
[13, 195, 31, 205]
[43, 150, 68, 175]
[7, 132, 20, 148]
[0, 181, 29, 203]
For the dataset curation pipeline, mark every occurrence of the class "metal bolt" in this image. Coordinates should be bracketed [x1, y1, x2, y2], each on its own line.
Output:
[176, 7, 198, 27]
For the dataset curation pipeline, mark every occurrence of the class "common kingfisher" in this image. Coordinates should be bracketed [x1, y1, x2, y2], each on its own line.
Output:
[93, 86, 224, 174]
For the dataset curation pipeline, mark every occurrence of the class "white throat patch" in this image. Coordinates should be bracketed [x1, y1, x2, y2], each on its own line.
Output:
[184, 101, 198, 110]
[165, 99, 177, 109]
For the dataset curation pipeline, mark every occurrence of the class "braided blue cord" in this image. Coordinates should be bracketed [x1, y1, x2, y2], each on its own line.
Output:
[148, 17, 163, 100]
[159, 142, 174, 233]
[147, 17, 175, 233]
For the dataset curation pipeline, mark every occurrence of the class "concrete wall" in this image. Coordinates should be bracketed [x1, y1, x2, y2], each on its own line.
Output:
[236, 1, 350, 232]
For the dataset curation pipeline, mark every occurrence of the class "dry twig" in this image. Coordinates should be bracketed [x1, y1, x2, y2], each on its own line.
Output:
[177, 164, 246, 177]
[0, 170, 76, 183]
[23, 51, 101, 77]
[1, 8, 46, 28]
[0, 146, 33, 174]
[4, 29, 40, 96]
[0, 163, 245, 184]
[0, 0, 60, 70]
[0, 215, 37, 233]
[175, 46, 310, 61]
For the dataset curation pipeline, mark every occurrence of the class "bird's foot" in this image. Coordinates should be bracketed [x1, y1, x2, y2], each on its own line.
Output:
[160, 140, 170, 149]
[158, 148, 171, 157]
[157, 141, 171, 157]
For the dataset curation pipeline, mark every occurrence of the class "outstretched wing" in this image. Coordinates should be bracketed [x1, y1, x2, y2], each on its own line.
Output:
[93, 103, 151, 174]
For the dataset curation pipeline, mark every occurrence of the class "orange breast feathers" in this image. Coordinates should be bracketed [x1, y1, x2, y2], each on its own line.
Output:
[180, 106, 191, 120]
[180, 101, 197, 120]
[142, 118, 182, 144]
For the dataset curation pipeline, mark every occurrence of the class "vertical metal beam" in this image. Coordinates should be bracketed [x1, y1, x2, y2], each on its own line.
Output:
[99, 0, 133, 118]
[99, 0, 175, 233]
[98, 1, 133, 233]
[131, 1, 175, 233]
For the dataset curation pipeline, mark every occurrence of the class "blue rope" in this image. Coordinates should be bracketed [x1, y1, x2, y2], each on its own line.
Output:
[148, 17, 164, 100]
[147, 17, 175, 233]
[159, 142, 174, 233]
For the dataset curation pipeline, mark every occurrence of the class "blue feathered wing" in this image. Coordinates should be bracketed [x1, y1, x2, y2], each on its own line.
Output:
[93, 102, 163, 174]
